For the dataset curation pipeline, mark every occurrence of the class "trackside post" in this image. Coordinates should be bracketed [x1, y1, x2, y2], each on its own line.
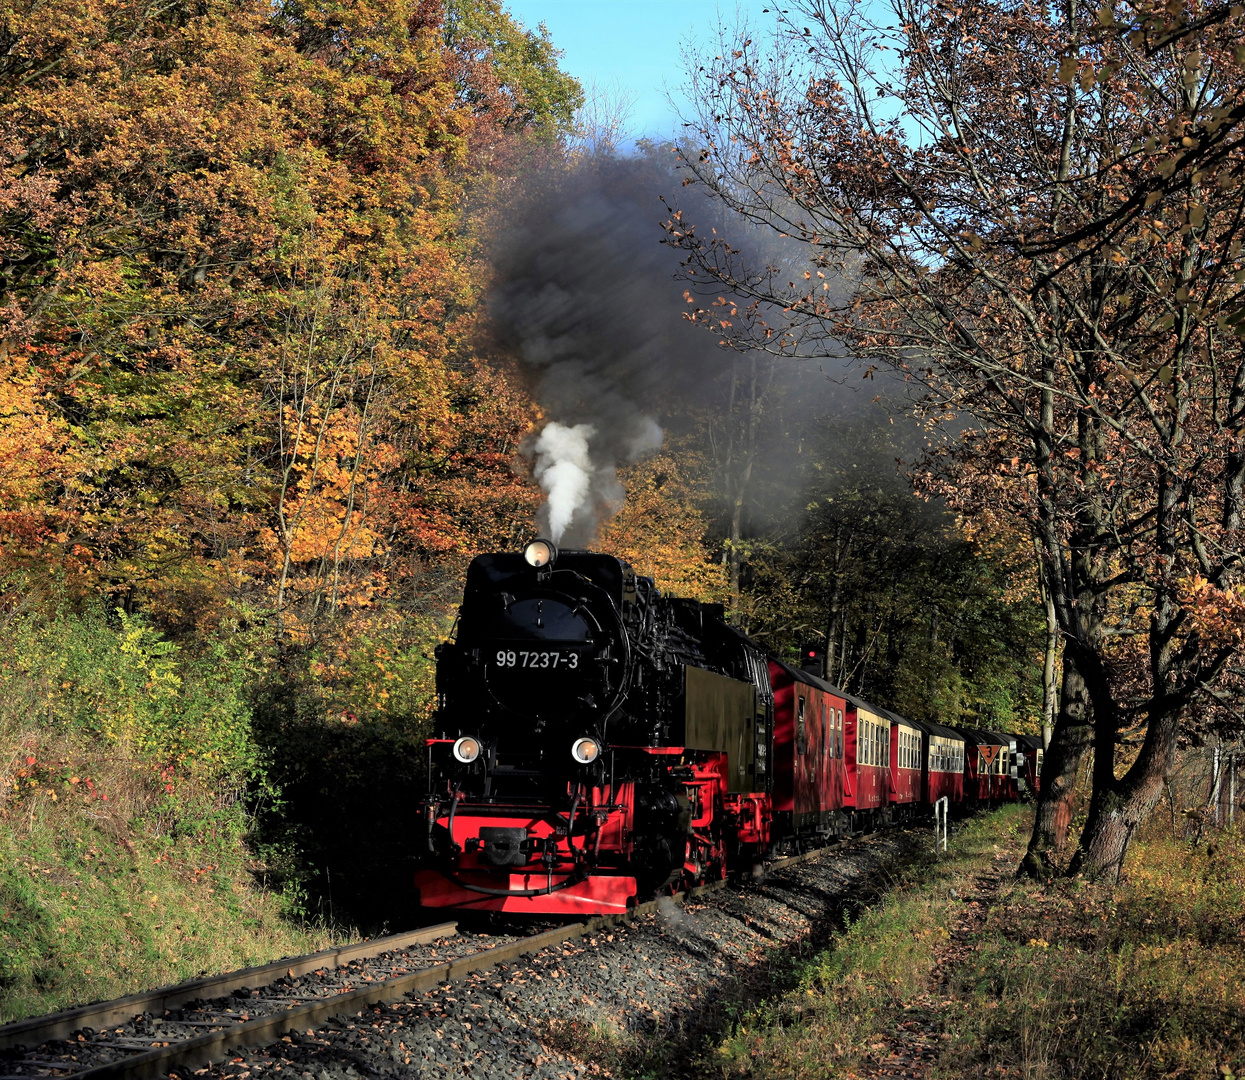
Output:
[934, 797, 949, 852]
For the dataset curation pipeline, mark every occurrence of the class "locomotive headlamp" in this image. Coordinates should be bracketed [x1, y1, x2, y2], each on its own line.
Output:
[453, 736, 482, 764]
[523, 538, 557, 568]
[571, 737, 601, 764]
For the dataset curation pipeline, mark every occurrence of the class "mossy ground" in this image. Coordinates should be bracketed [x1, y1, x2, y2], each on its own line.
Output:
[0, 607, 337, 1023]
[0, 764, 333, 1024]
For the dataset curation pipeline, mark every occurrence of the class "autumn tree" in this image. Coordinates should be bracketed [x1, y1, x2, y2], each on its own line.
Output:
[1009, 0, 1245, 282]
[667, 0, 1245, 879]
[0, 0, 571, 635]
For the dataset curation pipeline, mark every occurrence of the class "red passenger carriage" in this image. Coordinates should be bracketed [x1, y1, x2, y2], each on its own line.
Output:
[1013, 734, 1045, 796]
[844, 696, 893, 830]
[882, 708, 924, 819]
[961, 729, 1012, 804]
[768, 660, 847, 841]
[922, 722, 966, 805]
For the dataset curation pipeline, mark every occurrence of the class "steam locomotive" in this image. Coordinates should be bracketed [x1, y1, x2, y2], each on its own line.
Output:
[414, 541, 1041, 915]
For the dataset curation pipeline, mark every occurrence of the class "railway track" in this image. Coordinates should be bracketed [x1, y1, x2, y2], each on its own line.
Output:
[0, 837, 878, 1080]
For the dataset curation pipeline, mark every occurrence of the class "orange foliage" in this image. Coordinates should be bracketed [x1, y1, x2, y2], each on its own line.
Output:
[0, 0, 566, 638]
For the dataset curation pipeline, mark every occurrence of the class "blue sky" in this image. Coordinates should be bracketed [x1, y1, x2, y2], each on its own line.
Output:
[504, 1, 780, 143]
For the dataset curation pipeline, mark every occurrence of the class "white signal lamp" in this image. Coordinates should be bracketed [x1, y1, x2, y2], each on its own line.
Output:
[523, 538, 557, 568]
[571, 737, 600, 764]
[453, 736, 482, 764]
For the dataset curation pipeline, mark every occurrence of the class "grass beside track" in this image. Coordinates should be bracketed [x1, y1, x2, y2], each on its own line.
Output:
[549, 807, 1245, 1080]
[0, 803, 333, 1025]
[705, 807, 1245, 1080]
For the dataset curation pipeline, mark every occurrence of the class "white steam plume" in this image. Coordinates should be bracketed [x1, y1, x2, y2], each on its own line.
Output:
[529, 415, 665, 546]
[533, 422, 596, 543]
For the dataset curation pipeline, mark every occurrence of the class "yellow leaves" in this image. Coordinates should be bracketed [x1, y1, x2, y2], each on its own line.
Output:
[1180, 576, 1245, 646]
[1057, 54, 1078, 84]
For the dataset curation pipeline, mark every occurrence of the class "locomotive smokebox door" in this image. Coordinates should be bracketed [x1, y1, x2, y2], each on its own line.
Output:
[478, 826, 527, 867]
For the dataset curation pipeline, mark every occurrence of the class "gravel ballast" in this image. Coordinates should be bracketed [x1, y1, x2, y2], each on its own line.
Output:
[187, 828, 933, 1080]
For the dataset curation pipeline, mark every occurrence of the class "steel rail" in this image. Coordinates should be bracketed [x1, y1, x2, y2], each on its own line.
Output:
[2, 839, 858, 1080]
[0, 923, 457, 1054]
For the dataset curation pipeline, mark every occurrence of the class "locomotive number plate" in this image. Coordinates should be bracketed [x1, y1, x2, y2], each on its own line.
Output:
[493, 649, 580, 669]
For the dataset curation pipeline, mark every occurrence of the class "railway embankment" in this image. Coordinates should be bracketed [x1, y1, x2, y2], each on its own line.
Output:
[676, 807, 1245, 1080]
[0, 609, 334, 1025]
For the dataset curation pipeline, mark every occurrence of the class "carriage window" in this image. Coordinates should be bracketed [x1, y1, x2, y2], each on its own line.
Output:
[797, 697, 806, 755]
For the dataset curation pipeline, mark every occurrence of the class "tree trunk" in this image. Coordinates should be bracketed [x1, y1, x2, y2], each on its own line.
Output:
[1209, 741, 1222, 826]
[1067, 654, 1184, 882]
[1019, 651, 1092, 879]
[822, 530, 849, 684]
[1038, 540, 1058, 749]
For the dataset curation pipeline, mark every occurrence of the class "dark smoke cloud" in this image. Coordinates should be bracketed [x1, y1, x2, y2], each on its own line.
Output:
[489, 156, 727, 546]
[489, 154, 885, 549]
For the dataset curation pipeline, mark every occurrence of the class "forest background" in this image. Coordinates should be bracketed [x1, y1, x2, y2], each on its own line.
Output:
[0, 0, 1050, 1020]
